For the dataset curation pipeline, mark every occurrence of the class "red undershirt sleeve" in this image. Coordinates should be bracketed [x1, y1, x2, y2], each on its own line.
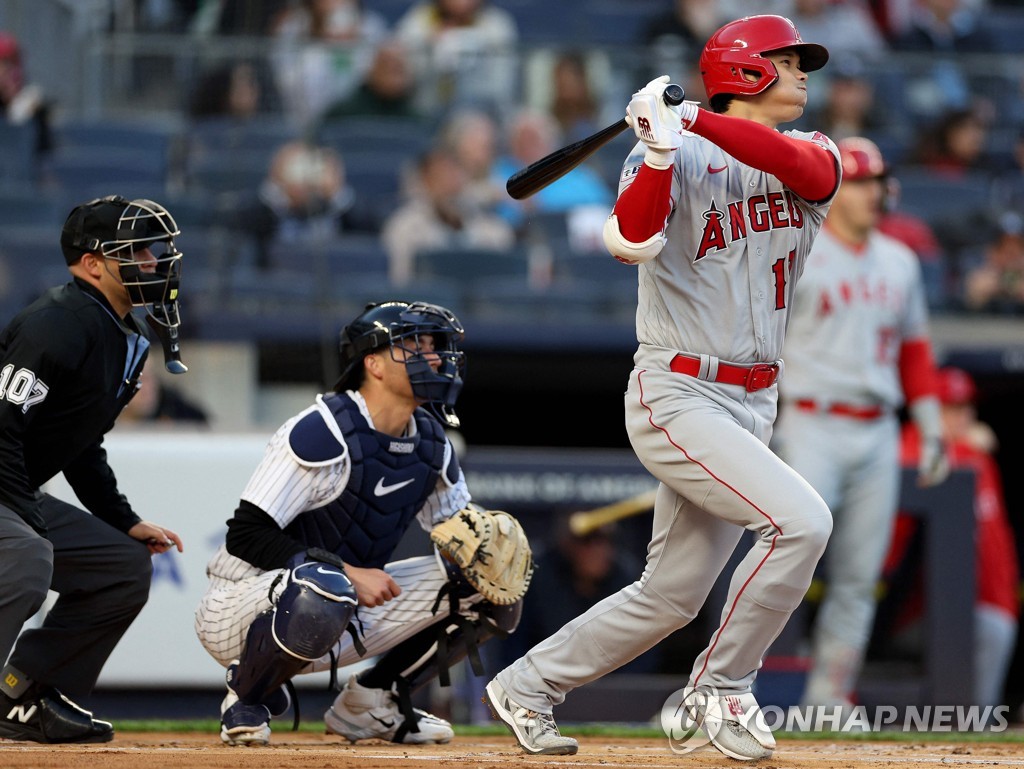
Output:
[691, 110, 839, 203]
[612, 164, 674, 242]
[610, 110, 839, 244]
[899, 338, 940, 403]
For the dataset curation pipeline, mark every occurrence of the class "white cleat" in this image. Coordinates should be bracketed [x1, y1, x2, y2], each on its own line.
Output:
[692, 688, 775, 761]
[325, 674, 453, 744]
[484, 679, 578, 756]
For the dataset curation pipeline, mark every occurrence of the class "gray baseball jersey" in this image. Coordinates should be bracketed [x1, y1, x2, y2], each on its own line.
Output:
[779, 227, 931, 410]
[772, 227, 931, 706]
[495, 129, 841, 710]
[634, 129, 838, 363]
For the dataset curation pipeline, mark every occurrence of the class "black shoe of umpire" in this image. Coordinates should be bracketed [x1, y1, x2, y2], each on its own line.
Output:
[0, 685, 114, 743]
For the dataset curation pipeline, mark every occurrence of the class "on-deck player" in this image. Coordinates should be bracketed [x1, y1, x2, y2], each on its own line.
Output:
[772, 136, 949, 711]
[485, 15, 840, 760]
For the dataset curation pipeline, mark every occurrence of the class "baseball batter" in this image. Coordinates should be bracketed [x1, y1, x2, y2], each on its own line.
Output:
[772, 137, 948, 710]
[486, 15, 840, 760]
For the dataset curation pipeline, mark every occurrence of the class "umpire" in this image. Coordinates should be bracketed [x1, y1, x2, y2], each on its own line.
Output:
[0, 196, 185, 743]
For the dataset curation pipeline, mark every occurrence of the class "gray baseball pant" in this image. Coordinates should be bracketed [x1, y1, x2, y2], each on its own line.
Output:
[0, 494, 152, 699]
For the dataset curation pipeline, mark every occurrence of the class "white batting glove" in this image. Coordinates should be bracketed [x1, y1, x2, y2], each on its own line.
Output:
[626, 76, 693, 170]
[917, 436, 950, 487]
[910, 397, 950, 487]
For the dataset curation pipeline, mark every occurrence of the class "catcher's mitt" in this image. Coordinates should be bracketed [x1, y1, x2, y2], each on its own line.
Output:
[430, 508, 534, 605]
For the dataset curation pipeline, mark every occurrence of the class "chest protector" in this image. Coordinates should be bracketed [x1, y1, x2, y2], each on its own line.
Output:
[284, 393, 449, 568]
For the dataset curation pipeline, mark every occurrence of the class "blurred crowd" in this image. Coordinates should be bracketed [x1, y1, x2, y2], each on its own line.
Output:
[3, 0, 1024, 324]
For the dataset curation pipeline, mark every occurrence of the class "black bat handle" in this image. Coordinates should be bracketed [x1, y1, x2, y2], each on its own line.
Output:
[663, 83, 685, 106]
[504, 82, 686, 201]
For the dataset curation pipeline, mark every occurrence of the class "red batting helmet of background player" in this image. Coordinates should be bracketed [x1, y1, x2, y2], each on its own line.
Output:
[838, 136, 888, 181]
[700, 15, 829, 102]
[937, 367, 977, 406]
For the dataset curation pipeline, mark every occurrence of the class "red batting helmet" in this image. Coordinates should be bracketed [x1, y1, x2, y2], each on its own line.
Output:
[838, 137, 888, 181]
[937, 367, 977, 406]
[700, 15, 829, 102]
[0, 32, 20, 62]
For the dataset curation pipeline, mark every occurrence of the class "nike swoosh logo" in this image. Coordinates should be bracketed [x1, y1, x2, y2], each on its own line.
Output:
[374, 477, 415, 497]
[316, 567, 344, 577]
[371, 715, 395, 728]
[707, 164, 727, 174]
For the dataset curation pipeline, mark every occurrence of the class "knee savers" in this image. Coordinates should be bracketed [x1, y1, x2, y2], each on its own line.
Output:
[273, 561, 358, 661]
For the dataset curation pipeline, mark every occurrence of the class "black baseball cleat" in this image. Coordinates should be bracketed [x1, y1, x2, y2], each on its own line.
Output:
[0, 686, 114, 743]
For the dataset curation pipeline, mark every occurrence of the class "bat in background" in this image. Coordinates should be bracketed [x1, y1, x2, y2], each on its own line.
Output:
[568, 489, 658, 537]
[505, 83, 684, 201]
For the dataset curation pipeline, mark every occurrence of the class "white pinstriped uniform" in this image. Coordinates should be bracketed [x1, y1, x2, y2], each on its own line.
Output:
[195, 390, 473, 670]
[496, 130, 842, 710]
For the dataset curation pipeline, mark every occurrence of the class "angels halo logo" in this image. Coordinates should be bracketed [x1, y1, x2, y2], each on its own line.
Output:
[660, 686, 721, 755]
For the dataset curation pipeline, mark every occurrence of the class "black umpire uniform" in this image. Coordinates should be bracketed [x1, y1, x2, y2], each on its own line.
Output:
[0, 196, 183, 743]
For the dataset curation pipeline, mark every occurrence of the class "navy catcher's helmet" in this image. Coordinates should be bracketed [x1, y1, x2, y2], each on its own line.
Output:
[335, 300, 466, 427]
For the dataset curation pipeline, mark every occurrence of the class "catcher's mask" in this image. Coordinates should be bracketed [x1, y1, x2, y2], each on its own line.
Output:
[61, 195, 186, 372]
[335, 300, 466, 428]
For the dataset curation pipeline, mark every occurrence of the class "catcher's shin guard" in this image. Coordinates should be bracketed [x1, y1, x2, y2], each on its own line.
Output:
[232, 560, 357, 704]
[356, 598, 522, 739]
[361, 596, 523, 694]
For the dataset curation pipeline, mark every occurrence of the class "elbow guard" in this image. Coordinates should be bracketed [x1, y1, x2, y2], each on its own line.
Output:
[602, 213, 666, 265]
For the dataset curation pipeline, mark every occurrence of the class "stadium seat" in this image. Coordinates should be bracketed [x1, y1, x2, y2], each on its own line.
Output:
[0, 225, 61, 318]
[0, 188, 63, 228]
[184, 117, 297, 158]
[56, 119, 177, 158]
[554, 250, 638, 307]
[52, 119, 176, 184]
[323, 233, 390, 282]
[45, 147, 167, 193]
[0, 121, 38, 183]
[182, 118, 297, 193]
[983, 8, 1024, 53]
[315, 117, 432, 159]
[261, 233, 387, 281]
[469, 276, 606, 324]
[343, 157, 407, 216]
[582, 0, 668, 45]
[891, 169, 995, 226]
[187, 157, 266, 196]
[413, 245, 529, 283]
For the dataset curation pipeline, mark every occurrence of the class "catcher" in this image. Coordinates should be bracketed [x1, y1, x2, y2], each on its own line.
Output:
[194, 300, 532, 746]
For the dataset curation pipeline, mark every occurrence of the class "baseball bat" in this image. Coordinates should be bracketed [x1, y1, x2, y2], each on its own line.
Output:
[568, 489, 658, 537]
[506, 84, 685, 201]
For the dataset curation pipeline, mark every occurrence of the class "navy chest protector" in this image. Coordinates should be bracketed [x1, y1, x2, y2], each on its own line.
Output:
[283, 393, 452, 568]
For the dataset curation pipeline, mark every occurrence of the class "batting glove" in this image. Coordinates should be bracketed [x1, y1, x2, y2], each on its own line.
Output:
[625, 76, 699, 169]
[917, 436, 950, 487]
[910, 397, 950, 487]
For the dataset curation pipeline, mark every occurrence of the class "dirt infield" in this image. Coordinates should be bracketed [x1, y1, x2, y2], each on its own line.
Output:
[2, 733, 1023, 768]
